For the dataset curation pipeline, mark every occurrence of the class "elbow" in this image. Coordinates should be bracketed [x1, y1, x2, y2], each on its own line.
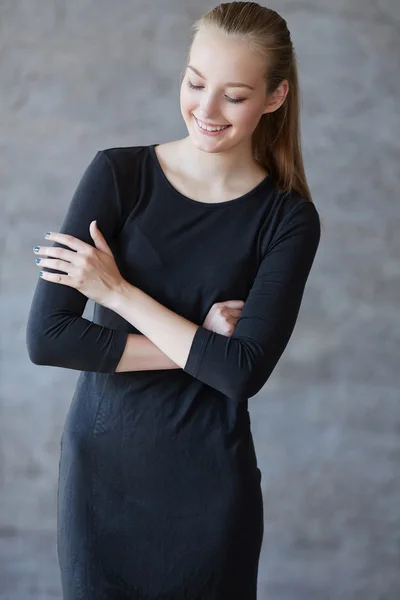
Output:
[233, 367, 273, 401]
[219, 366, 260, 402]
[26, 309, 78, 367]
[26, 319, 56, 366]
[236, 370, 272, 400]
[215, 341, 263, 401]
[26, 332, 52, 366]
[231, 352, 278, 401]
[27, 343, 53, 366]
[232, 337, 287, 400]
[28, 353, 48, 366]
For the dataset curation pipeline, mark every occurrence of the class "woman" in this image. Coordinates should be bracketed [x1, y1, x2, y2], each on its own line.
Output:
[26, 2, 321, 599]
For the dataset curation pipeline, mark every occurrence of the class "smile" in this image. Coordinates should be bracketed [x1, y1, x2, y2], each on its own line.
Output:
[193, 116, 232, 135]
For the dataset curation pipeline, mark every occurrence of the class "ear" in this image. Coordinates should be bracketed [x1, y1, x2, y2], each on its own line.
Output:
[263, 79, 289, 115]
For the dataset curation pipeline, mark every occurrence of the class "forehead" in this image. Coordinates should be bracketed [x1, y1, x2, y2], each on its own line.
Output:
[189, 30, 265, 81]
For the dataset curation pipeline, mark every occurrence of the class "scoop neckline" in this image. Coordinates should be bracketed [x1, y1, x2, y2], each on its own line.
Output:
[148, 143, 271, 208]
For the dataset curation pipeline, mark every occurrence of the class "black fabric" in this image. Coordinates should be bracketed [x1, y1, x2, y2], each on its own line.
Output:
[26, 144, 321, 599]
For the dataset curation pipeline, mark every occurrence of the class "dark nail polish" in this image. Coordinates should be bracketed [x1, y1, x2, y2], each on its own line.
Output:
[33, 247, 40, 252]
[35, 258, 41, 264]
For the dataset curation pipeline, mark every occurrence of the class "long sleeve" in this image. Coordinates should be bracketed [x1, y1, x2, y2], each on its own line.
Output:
[183, 200, 321, 400]
[26, 150, 129, 372]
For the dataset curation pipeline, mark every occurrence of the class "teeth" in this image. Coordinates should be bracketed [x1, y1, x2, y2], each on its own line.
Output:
[195, 117, 229, 132]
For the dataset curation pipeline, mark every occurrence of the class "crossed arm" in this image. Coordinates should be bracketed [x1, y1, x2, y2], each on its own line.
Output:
[115, 299, 242, 372]
[115, 334, 181, 372]
[26, 151, 321, 400]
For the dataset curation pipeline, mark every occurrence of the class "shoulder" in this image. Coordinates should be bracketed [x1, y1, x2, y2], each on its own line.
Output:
[86, 145, 154, 227]
[262, 187, 321, 257]
[273, 187, 320, 224]
[98, 144, 151, 175]
[268, 186, 322, 242]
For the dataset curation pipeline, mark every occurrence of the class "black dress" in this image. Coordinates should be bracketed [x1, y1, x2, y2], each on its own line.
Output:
[26, 144, 321, 600]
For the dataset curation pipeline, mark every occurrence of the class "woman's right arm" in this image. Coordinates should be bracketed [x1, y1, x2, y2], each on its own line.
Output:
[115, 334, 180, 372]
[26, 149, 242, 373]
[26, 150, 130, 373]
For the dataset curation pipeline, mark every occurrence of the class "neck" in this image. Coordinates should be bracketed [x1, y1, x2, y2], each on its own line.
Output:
[178, 136, 260, 186]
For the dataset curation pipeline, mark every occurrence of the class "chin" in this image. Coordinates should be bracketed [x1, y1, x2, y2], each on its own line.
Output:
[190, 135, 228, 153]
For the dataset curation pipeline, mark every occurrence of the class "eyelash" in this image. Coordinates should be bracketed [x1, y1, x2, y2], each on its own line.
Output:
[187, 80, 246, 104]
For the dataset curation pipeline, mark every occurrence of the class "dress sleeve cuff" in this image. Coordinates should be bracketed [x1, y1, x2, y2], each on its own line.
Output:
[99, 329, 129, 373]
[183, 326, 212, 378]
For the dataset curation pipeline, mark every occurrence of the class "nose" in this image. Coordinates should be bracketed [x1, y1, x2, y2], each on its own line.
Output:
[198, 93, 222, 121]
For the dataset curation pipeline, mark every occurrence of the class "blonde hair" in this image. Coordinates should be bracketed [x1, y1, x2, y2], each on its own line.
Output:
[182, 1, 313, 202]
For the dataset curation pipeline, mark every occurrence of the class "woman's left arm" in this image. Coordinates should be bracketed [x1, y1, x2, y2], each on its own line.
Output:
[111, 200, 321, 399]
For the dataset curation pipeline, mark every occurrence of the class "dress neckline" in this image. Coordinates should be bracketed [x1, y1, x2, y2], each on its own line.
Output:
[148, 143, 271, 209]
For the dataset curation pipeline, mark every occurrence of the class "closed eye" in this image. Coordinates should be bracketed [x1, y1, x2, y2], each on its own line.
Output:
[187, 80, 246, 104]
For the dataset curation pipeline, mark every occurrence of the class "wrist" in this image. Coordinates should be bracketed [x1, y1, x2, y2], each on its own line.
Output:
[108, 279, 136, 314]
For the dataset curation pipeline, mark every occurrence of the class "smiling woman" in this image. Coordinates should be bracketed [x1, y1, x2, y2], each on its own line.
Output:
[26, 3, 321, 600]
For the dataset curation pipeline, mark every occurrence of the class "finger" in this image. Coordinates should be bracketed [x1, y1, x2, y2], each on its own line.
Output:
[220, 300, 245, 308]
[226, 308, 243, 318]
[38, 270, 75, 287]
[34, 257, 71, 273]
[41, 231, 90, 253]
[33, 246, 77, 262]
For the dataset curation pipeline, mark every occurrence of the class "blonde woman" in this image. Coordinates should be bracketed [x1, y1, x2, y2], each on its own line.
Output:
[27, 2, 321, 599]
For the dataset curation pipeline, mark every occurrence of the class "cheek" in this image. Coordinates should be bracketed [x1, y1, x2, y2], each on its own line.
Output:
[180, 87, 196, 113]
[233, 106, 262, 129]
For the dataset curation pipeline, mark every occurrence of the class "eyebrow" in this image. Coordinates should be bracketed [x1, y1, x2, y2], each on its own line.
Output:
[187, 65, 255, 91]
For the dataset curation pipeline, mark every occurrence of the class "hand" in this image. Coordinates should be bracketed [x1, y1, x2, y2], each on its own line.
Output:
[33, 220, 127, 309]
[202, 300, 244, 337]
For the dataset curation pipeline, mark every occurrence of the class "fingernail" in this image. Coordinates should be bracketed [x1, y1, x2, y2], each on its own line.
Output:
[35, 258, 41, 264]
[44, 232, 51, 237]
[39, 271, 44, 277]
[33, 247, 40, 253]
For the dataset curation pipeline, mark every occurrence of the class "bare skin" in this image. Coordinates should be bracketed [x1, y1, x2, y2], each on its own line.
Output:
[154, 139, 269, 204]
[114, 299, 244, 373]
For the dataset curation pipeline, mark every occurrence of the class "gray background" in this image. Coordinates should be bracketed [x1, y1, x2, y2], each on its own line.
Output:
[1, 0, 399, 598]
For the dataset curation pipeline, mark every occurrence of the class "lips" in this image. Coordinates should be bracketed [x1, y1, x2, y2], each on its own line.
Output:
[194, 116, 230, 129]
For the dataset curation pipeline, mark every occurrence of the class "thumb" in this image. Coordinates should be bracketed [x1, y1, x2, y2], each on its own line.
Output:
[220, 300, 245, 308]
[89, 220, 112, 255]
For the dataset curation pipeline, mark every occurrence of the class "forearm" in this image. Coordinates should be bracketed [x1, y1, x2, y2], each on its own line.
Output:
[115, 333, 181, 372]
[110, 283, 199, 370]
